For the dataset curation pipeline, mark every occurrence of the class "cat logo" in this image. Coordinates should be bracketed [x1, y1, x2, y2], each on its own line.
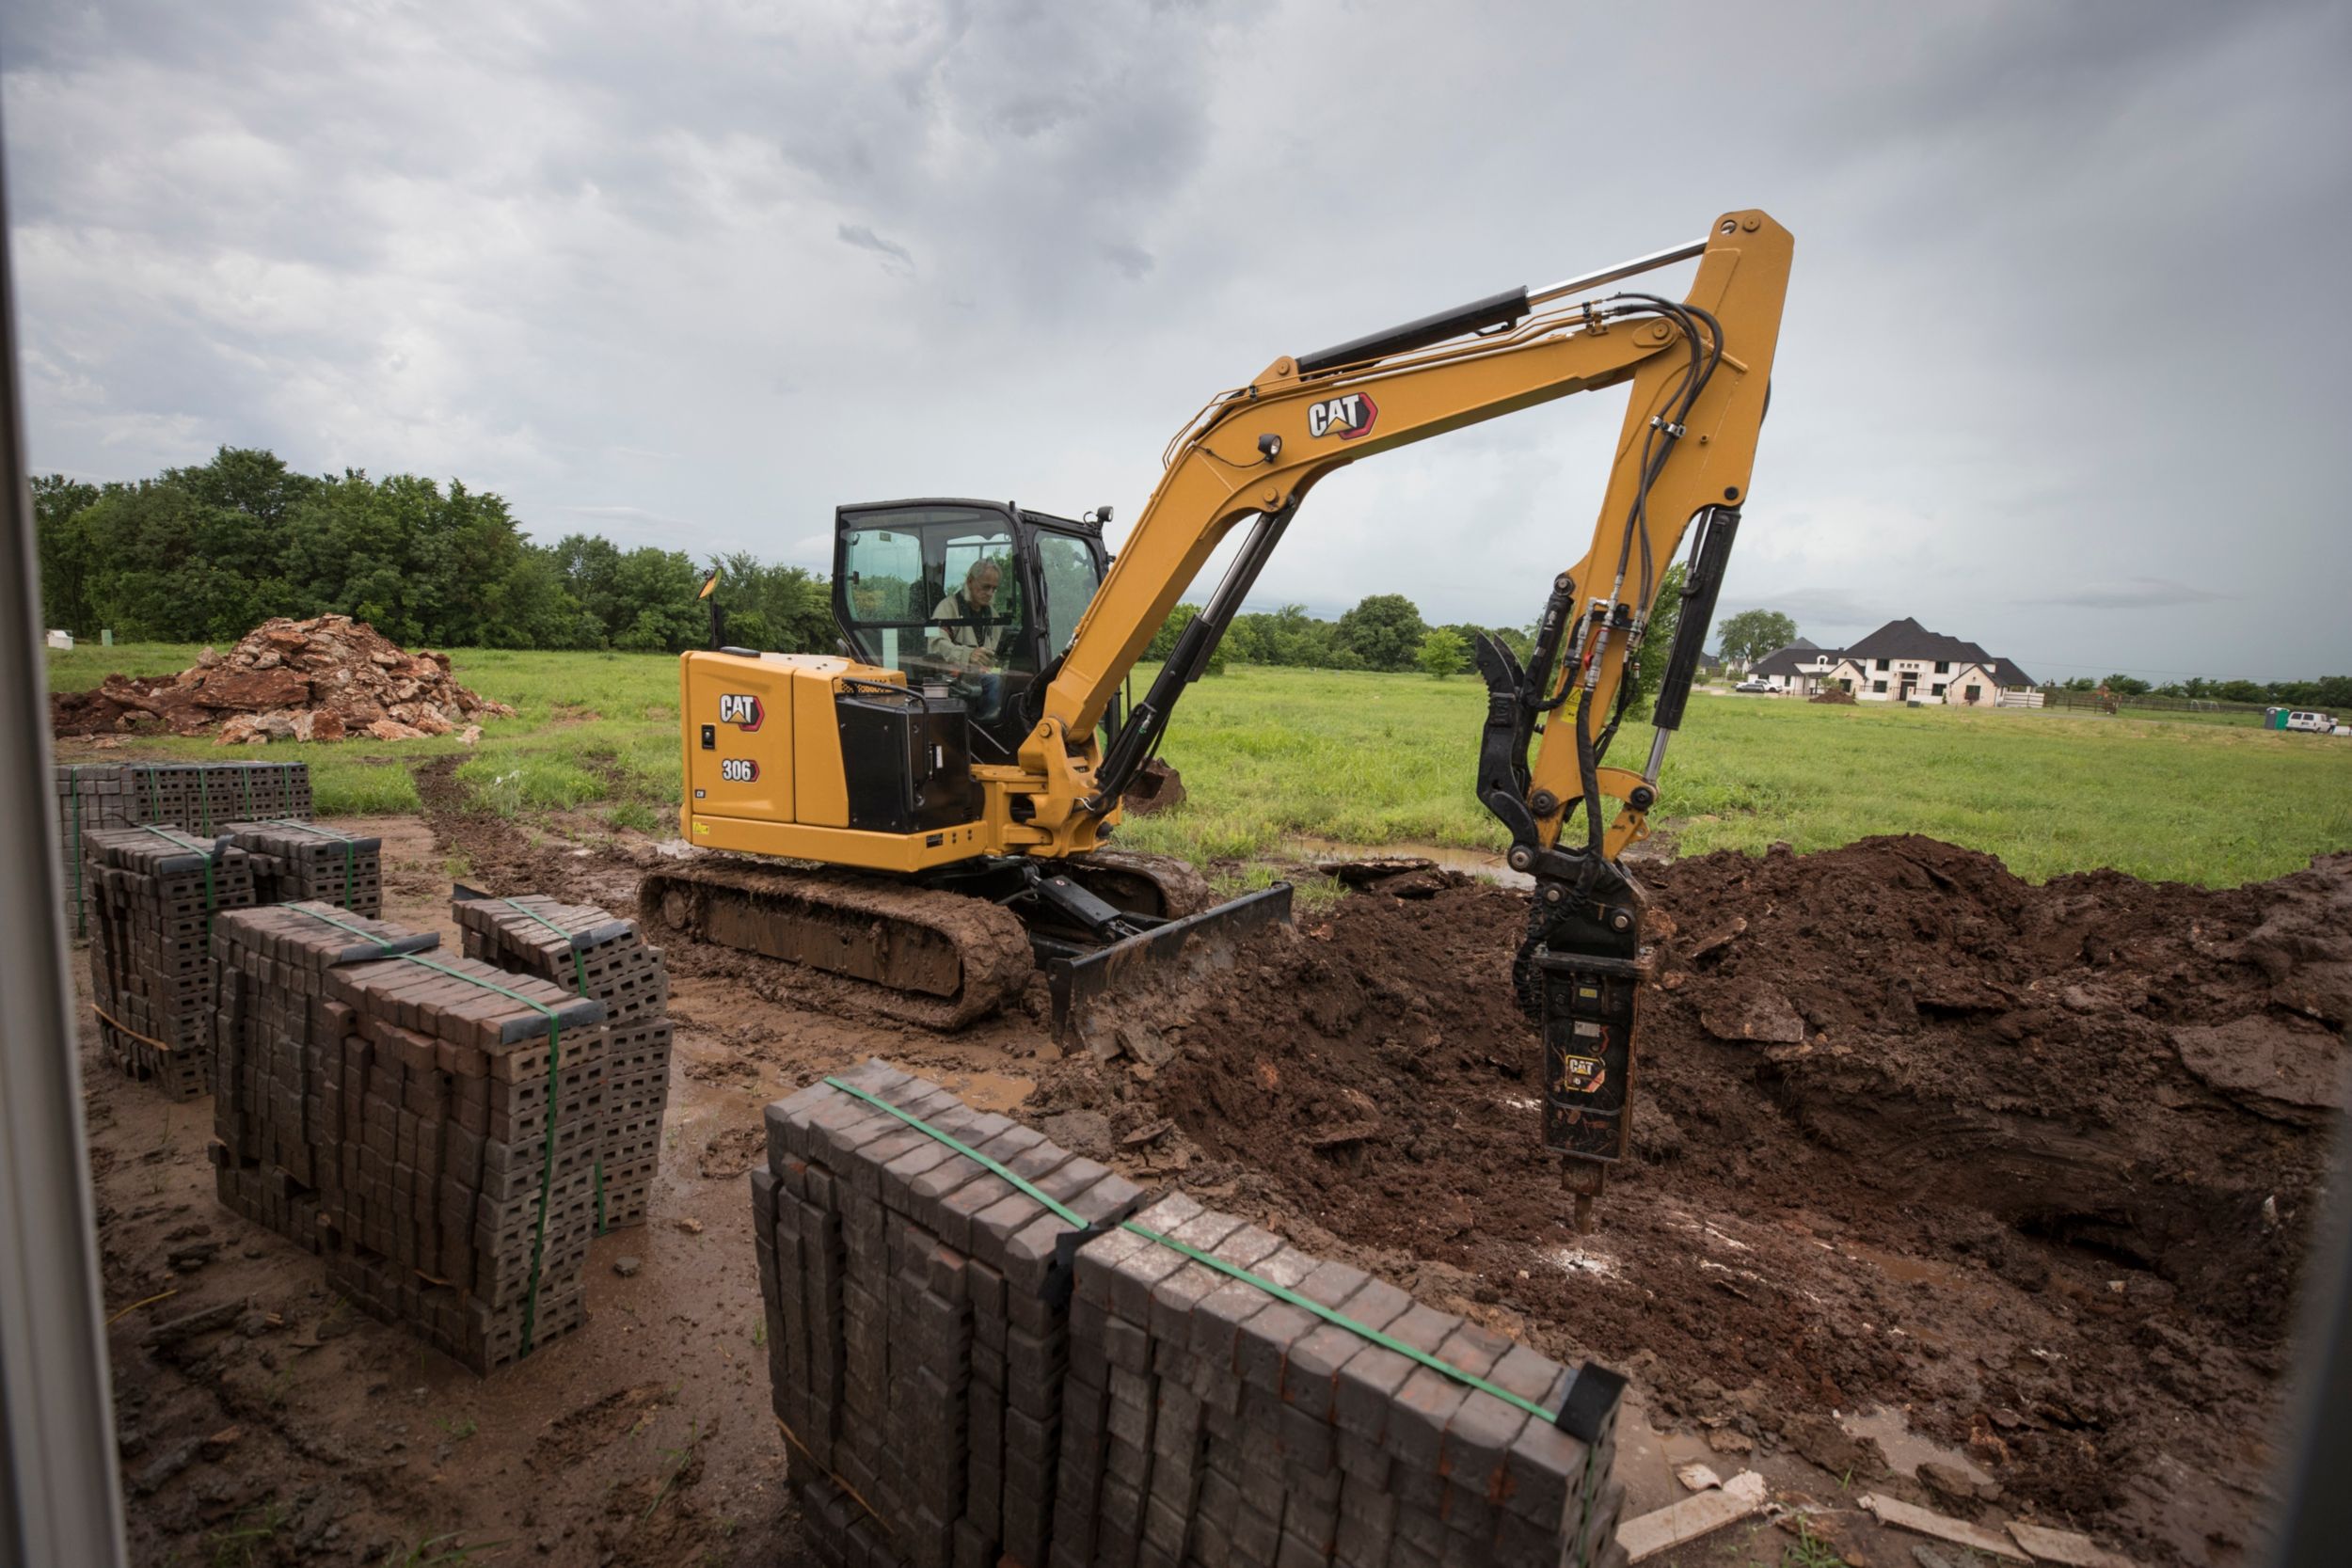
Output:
[718, 693, 764, 732]
[1556, 1055, 1607, 1095]
[1306, 392, 1378, 441]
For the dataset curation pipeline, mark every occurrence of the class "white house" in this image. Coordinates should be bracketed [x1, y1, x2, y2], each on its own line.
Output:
[1745, 640, 1841, 695]
[1817, 619, 2034, 705]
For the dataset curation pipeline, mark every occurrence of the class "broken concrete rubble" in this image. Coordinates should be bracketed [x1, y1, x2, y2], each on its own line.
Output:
[49, 613, 513, 743]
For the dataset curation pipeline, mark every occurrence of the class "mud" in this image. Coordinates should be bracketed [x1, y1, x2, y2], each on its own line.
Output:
[1033, 837, 2345, 1566]
[86, 787, 2344, 1568]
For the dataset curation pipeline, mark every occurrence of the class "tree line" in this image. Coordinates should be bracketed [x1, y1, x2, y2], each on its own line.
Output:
[56, 449, 2330, 710]
[1144, 594, 1535, 678]
[32, 447, 834, 654]
[2051, 673, 2352, 707]
[1147, 564, 1689, 716]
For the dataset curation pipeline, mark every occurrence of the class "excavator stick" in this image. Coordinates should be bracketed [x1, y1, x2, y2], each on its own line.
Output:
[1048, 882, 1295, 1055]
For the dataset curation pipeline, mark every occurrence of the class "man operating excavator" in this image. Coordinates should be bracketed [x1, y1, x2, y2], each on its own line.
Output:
[928, 559, 1009, 721]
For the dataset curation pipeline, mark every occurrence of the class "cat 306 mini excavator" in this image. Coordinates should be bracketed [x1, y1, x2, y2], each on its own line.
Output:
[644, 210, 1791, 1213]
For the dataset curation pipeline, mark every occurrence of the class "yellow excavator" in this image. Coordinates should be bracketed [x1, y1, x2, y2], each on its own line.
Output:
[644, 210, 1792, 1209]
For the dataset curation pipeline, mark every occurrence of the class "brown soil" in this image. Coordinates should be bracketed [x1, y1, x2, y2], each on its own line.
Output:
[87, 790, 2344, 1568]
[1033, 837, 2344, 1566]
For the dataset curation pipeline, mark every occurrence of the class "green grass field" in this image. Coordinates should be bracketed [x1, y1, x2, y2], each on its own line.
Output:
[47, 647, 2352, 887]
[48, 643, 684, 824]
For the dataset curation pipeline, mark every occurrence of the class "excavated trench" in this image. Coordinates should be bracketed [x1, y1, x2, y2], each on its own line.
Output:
[1033, 836, 2346, 1558]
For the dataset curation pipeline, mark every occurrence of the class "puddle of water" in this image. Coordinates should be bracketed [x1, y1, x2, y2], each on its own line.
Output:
[1839, 1237, 2014, 1315]
[1841, 1239, 1963, 1287]
[939, 1069, 1036, 1113]
[1288, 835, 1534, 891]
[1840, 1405, 1993, 1483]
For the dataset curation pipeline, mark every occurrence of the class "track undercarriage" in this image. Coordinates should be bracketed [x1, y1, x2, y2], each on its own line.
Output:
[638, 848, 1289, 1037]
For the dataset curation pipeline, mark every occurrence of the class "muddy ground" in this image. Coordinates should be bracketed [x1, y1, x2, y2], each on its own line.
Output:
[78, 777, 2345, 1568]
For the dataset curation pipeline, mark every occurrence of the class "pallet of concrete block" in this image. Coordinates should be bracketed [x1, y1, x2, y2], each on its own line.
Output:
[218, 819, 384, 914]
[453, 887, 672, 1228]
[755, 1061, 1151, 1568]
[84, 825, 259, 1100]
[752, 1062, 1629, 1568]
[55, 761, 310, 936]
[1058, 1200, 1627, 1568]
[209, 900, 610, 1373]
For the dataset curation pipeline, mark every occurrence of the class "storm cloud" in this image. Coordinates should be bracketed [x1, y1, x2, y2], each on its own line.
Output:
[5, 0, 2346, 680]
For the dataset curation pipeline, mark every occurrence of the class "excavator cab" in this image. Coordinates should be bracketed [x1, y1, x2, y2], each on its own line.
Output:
[832, 499, 1113, 762]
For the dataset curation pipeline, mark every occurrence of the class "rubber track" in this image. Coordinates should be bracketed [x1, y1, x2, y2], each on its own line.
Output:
[638, 857, 1034, 1030]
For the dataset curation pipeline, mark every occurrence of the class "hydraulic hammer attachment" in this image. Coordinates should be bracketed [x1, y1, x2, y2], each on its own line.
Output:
[1512, 850, 1652, 1228]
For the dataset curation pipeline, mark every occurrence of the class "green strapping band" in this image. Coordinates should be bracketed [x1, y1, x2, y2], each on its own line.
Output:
[497, 895, 590, 996]
[69, 766, 86, 937]
[819, 1075, 1558, 1425]
[265, 818, 358, 908]
[138, 825, 217, 939]
[239, 765, 256, 820]
[280, 902, 570, 1354]
[491, 897, 608, 1231]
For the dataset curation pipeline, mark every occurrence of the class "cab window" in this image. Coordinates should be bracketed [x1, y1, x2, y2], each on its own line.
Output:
[838, 506, 1032, 740]
[1031, 530, 1104, 657]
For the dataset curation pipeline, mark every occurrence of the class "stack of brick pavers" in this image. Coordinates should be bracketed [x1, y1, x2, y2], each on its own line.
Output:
[84, 825, 259, 1099]
[210, 901, 610, 1371]
[753, 1062, 1628, 1568]
[452, 889, 673, 1228]
[1057, 1200, 1625, 1568]
[55, 761, 310, 936]
[755, 1061, 1151, 1568]
[218, 819, 383, 914]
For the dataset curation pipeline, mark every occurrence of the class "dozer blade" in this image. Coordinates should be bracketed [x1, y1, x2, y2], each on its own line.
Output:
[1049, 882, 1294, 1055]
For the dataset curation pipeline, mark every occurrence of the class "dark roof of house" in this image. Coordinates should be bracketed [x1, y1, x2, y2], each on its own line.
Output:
[1842, 617, 2035, 688]
[1983, 657, 2036, 689]
[1787, 635, 1820, 650]
[1750, 644, 1840, 679]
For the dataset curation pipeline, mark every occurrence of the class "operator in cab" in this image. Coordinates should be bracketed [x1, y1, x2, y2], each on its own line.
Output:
[929, 560, 1008, 720]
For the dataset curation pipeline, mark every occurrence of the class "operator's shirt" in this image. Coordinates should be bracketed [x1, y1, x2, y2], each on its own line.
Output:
[928, 590, 1005, 671]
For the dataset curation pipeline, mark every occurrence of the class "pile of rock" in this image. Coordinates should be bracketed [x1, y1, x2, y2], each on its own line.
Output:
[50, 614, 513, 744]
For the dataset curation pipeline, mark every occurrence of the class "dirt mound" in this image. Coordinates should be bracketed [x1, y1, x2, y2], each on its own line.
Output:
[1041, 838, 2345, 1562]
[1120, 757, 1187, 816]
[50, 614, 514, 744]
[1810, 688, 1857, 704]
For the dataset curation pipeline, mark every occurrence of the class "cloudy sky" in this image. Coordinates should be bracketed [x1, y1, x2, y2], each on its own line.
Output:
[5, 0, 2347, 681]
